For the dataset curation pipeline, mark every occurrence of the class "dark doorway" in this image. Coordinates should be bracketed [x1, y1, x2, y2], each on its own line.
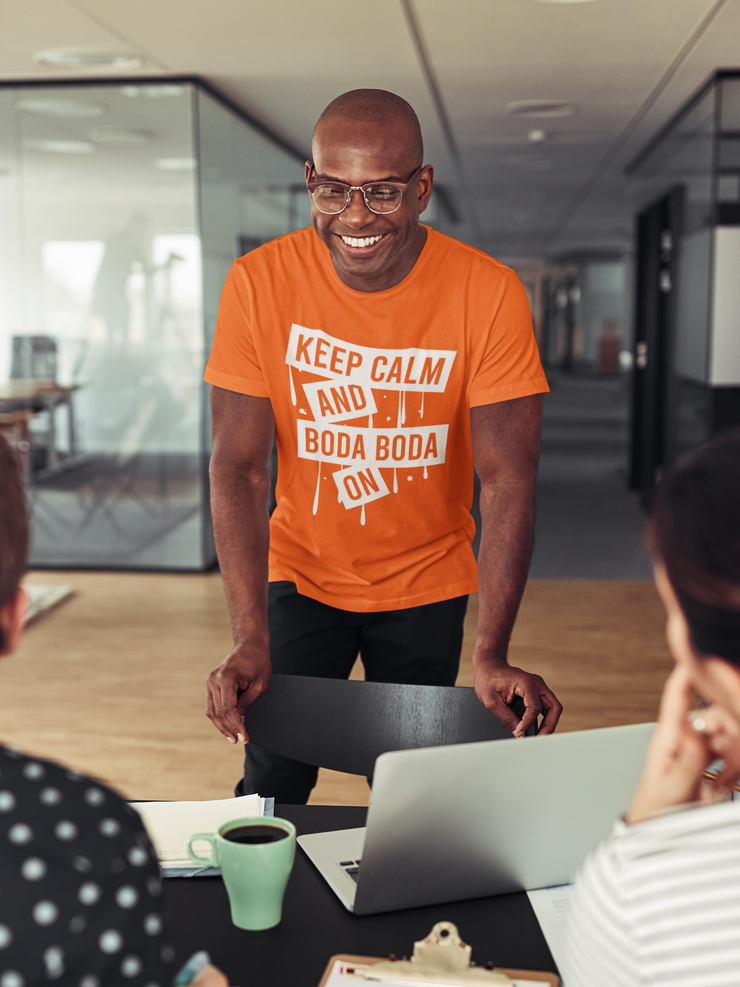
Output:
[629, 187, 683, 501]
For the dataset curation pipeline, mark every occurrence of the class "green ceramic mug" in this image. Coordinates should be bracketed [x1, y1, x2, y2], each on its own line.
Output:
[187, 816, 296, 930]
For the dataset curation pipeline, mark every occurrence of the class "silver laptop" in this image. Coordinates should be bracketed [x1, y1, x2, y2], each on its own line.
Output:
[298, 721, 655, 914]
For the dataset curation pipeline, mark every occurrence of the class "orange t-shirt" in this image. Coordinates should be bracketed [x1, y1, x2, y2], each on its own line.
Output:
[205, 225, 549, 612]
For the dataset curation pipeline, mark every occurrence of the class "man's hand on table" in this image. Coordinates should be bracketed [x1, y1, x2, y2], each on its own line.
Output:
[473, 656, 563, 738]
[206, 642, 271, 744]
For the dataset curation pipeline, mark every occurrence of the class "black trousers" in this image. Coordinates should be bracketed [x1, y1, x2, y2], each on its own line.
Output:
[235, 581, 469, 804]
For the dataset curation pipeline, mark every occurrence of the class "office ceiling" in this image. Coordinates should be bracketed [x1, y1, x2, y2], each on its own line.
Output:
[1, 0, 738, 258]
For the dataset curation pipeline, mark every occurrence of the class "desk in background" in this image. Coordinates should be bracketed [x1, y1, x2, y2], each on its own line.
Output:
[0, 410, 32, 474]
[0, 379, 80, 473]
[163, 805, 558, 987]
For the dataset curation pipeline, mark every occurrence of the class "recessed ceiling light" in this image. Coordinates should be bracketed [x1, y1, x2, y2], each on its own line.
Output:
[554, 133, 609, 144]
[466, 134, 530, 146]
[154, 158, 196, 171]
[33, 49, 143, 69]
[16, 97, 106, 118]
[528, 129, 547, 143]
[89, 126, 153, 145]
[23, 139, 95, 154]
[505, 155, 553, 171]
[506, 100, 577, 118]
[503, 188, 545, 202]
[120, 85, 186, 99]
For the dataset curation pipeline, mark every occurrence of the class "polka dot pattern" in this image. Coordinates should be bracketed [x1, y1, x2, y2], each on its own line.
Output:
[39, 788, 62, 806]
[121, 955, 142, 978]
[20, 858, 46, 881]
[0, 746, 173, 985]
[42, 945, 64, 978]
[54, 820, 78, 842]
[115, 887, 138, 909]
[0, 794, 16, 814]
[127, 847, 147, 867]
[32, 901, 58, 926]
[78, 883, 101, 906]
[99, 929, 123, 954]
[7, 825, 32, 846]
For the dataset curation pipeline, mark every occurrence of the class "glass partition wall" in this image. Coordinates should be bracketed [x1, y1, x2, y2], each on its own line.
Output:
[626, 70, 740, 491]
[0, 79, 306, 569]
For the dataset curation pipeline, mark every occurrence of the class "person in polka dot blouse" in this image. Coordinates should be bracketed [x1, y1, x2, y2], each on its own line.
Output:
[0, 749, 173, 986]
[0, 437, 228, 986]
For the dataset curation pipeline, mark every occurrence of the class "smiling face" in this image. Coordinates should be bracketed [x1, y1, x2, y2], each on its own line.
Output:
[307, 115, 433, 293]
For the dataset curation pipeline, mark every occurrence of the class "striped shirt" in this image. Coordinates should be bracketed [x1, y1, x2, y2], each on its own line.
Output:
[561, 800, 740, 986]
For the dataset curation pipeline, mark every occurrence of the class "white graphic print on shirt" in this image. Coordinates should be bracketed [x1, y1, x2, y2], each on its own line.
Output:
[286, 324, 456, 524]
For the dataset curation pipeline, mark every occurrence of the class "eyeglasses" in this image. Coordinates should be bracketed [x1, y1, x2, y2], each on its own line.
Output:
[306, 164, 423, 215]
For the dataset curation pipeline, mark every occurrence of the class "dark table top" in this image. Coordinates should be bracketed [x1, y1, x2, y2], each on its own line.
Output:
[163, 805, 558, 987]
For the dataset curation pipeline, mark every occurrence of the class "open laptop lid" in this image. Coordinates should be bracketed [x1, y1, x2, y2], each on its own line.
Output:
[352, 721, 655, 914]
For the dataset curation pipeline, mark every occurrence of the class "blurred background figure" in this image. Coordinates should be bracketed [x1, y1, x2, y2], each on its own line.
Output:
[91, 211, 150, 352]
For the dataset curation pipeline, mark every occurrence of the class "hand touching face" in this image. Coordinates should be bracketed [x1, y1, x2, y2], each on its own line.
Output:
[627, 564, 740, 823]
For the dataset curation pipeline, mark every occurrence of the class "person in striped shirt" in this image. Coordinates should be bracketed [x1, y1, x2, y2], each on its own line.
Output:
[562, 428, 740, 987]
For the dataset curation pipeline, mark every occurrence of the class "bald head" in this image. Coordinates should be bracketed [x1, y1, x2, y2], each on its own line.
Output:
[313, 89, 423, 165]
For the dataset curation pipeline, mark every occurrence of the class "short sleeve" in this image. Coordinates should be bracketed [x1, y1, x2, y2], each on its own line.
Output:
[467, 269, 549, 408]
[204, 260, 270, 398]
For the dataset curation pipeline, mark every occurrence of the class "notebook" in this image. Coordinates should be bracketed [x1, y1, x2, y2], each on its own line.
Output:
[130, 793, 270, 876]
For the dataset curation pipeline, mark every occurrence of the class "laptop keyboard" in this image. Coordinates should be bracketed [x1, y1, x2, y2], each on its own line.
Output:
[339, 859, 362, 882]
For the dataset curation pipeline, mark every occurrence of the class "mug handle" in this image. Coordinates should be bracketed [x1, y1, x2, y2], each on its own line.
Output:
[187, 832, 217, 865]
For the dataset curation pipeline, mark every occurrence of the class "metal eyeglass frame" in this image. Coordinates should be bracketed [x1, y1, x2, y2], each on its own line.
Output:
[306, 164, 423, 215]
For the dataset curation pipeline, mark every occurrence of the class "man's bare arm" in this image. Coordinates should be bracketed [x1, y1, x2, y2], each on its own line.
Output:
[206, 386, 274, 744]
[471, 395, 563, 736]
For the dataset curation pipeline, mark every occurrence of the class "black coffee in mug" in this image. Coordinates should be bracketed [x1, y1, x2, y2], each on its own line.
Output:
[223, 824, 290, 845]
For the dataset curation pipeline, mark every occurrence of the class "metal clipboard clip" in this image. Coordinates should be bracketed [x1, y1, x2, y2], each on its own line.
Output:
[363, 922, 512, 985]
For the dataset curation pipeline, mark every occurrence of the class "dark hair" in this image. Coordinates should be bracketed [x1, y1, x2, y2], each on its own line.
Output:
[652, 427, 740, 662]
[313, 89, 424, 164]
[0, 435, 29, 649]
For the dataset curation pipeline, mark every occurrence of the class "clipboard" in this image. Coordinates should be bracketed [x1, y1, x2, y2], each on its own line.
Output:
[317, 954, 560, 987]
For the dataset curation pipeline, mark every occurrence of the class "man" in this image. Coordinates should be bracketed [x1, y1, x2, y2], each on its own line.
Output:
[205, 89, 562, 803]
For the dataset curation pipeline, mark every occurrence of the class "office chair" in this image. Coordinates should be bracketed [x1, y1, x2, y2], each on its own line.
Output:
[242, 674, 530, 778]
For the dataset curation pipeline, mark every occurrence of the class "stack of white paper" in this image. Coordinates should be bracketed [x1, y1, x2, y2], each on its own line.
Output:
[526, 885, 572, 986]
[130, 793, 265, 875]
[322, 958, 556, 985]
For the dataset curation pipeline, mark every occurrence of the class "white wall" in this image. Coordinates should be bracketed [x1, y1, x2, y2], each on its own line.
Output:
[710, 227, 740, 386]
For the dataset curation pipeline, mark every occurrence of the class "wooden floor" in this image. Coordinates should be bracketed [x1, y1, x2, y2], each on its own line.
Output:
[5, 571, 672, 805]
